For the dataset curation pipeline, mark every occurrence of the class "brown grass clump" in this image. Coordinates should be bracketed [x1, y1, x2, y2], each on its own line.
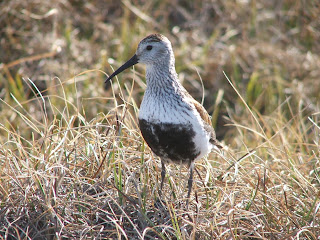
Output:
[1, 0, 320, 239]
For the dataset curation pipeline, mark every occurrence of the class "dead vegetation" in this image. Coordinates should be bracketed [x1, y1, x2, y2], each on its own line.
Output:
[0, 0, 319, 239]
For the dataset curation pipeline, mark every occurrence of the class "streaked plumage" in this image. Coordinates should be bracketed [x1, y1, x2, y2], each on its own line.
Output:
[106, 34, 221, 206]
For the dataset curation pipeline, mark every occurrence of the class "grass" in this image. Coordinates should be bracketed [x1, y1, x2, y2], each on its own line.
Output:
[1, 0, 320, 239]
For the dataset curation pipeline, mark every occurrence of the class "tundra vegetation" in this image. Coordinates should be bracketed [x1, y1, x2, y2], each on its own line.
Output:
[0, 0, 319, 239]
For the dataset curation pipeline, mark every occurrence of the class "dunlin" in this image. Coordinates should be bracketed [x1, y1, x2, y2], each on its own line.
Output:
[106, 34, 221, 206]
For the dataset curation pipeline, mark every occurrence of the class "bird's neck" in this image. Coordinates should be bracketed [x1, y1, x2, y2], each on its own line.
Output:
[145, 57, 182, 91]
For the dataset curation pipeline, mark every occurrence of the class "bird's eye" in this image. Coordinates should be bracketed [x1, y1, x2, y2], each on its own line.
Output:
[146, 45, 152, 51]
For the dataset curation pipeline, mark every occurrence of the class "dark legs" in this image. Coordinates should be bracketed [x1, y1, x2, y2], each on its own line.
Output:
[186, 161, 195, 207]
[159, 160, 195, 207]
[159, 161, 166, 196]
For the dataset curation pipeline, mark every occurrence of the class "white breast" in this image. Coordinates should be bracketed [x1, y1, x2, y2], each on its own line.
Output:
[139, 96, 191, 124]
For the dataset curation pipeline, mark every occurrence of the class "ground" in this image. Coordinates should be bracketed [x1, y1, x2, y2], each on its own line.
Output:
[0, 0, 320, 239]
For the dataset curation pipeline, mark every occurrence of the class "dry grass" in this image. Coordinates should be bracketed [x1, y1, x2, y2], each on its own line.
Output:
[1, 0, 320, 239]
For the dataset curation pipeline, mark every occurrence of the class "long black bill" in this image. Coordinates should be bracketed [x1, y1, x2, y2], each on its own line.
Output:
[105, 54, 139, 83]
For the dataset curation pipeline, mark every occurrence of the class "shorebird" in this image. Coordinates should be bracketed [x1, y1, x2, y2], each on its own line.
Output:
[106, 34, 221, 206]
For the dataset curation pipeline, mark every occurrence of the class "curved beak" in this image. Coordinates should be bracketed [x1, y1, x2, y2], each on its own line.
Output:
[105, 54, 139, 83]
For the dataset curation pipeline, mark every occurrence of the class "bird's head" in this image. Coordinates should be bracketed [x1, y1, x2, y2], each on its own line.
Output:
[105, 34, 173, 83]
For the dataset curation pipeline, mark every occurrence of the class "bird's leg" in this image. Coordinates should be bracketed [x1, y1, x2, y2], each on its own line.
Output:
[186, 161, 195, 207]
[159, 160, 166, 197]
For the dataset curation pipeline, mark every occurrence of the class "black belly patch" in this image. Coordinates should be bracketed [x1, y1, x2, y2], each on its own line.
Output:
[139, 119, 200, 164]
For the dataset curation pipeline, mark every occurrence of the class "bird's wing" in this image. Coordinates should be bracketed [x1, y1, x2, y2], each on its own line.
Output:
[189, 96, 223, 149]
[191, 98, 212, 127]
